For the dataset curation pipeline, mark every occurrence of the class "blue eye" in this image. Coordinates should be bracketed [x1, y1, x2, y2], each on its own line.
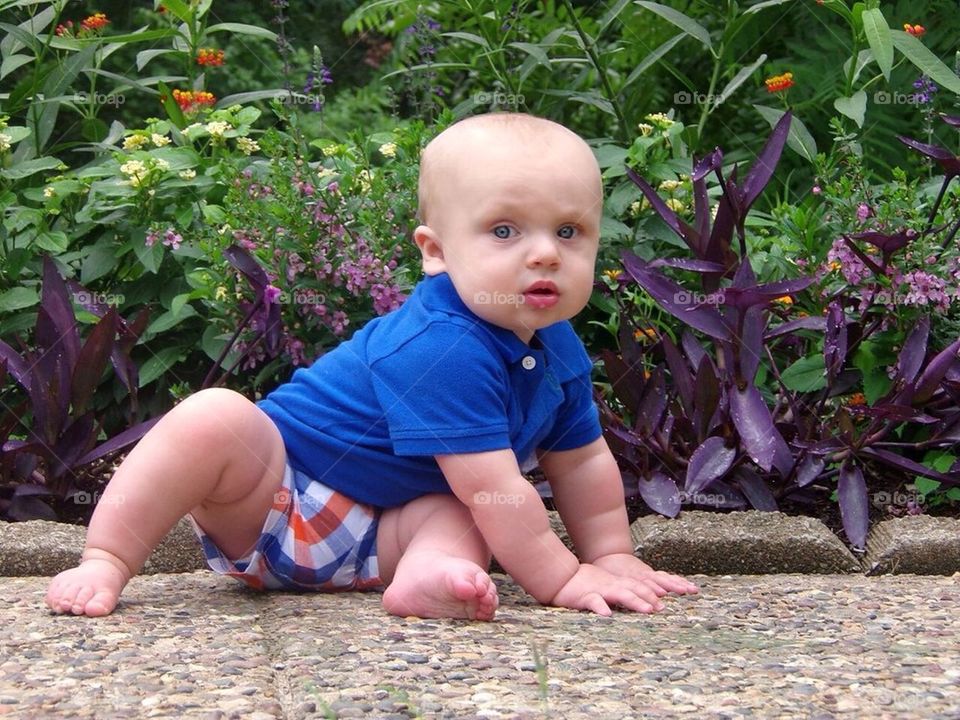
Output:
[557, 225, 576, 239]
[493, 225, 512, 239]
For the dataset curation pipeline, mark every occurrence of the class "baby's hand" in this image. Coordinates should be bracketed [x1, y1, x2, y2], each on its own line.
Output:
[592, 552, 699, 597]
[549, 563, 666, 616]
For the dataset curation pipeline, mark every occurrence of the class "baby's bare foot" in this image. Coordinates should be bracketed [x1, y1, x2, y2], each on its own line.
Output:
[382, 555, 499, 621]
[45, 557, 128, 616]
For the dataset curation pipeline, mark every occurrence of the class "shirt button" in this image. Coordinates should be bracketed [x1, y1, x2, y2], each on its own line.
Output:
[522, 356, 537, 370]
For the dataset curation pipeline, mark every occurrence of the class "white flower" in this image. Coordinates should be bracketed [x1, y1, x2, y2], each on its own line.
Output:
[119, 159, 148, 186]
[637, 123, 654, 137]
[153, 158, 170, 172]
[317, 167, 336, 179]
[151, 133, 170, 147]
[379, 142, 397, 158]
[205, 120, 231, 139]
[356, 169, 372, 192]
[645, 112, 674, 130]
[658, 179, 682, 192]
[43, 186, 56, 198]
[182, 123, 205, 138]
[236, 136, 260, 155]
[123, 134, 148, 151]
[178, 169, 196, 180]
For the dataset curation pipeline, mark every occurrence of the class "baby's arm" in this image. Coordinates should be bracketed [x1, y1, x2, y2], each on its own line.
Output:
[436, 449, 665, 614]
[539, 437, 699, 596]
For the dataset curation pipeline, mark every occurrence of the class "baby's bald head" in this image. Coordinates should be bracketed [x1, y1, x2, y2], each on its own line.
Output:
[417, 113, 601, 226]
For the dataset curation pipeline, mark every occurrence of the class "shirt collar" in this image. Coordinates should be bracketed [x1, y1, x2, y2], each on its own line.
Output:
[417, 273, 535, 364]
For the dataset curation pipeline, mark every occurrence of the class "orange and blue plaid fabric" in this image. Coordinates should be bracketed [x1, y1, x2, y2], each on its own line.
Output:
[189, 464, 382, 591]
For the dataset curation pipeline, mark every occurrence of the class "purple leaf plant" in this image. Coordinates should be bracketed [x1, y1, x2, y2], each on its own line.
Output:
[601, 112, 960, 551]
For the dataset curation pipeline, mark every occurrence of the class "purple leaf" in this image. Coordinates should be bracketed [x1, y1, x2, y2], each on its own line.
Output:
[681, 329, 707, 370]
[638, 471, 681, 518]
[897, 135, 960, 177]
[692, 147, 724, 181]
[795, 454, 825, 487]
[621, 252, 731, 341]
[824, 302, 847, 381]
[635, 366, 666, 435]
[626, 169, 700, 252]
[41, 256, 80, 366]
[601, 350, 643, 414]
[661, 335, 694, 416]
[729, 384, 793, 475]
[49, 413, 96, 481]
[0, 339, 30, 389]
[860, 446, 959, 486]
[941, 114, 960, 128]
[732, 467, 778, 511]
[895, 315, 929, 385]
[647, 258, 726, 273]
[75, 417, 162, 466]
[739, 305, 765, 384]
[693, 356, 720, 441]
[742, 111, 792, 213]
[223, 244, 269, 288]
[718, 276, 816, 311]
[692, 174, 711, 252]
[71, 308, 118, 417]
[731, 256, 757, 288]
[850, 229, 916, 257]
[838, 461, 869, 550]
[914, 337, 960, 403]
[685, 436, 736, 495]
[765, 316, 827, 340]
[7, 495, 57, 522]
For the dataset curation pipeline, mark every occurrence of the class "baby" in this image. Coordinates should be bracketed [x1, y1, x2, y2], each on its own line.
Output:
[46, 112, 698, 621]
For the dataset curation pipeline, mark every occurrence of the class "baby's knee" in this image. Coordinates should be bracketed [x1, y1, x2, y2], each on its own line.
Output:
[161, 388, 260, 443]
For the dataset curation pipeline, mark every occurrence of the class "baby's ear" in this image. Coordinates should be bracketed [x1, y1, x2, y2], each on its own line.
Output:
[413, 225, 446, 275]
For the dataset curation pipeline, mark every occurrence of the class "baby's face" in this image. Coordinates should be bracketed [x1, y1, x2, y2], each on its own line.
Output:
[416, 123, 602, 342]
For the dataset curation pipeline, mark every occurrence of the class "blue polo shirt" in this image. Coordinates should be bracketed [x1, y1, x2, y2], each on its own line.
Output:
[258, 272, 602, 508]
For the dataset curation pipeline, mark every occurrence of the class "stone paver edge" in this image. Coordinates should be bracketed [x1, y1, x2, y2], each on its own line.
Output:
[1, 511, 959, 576]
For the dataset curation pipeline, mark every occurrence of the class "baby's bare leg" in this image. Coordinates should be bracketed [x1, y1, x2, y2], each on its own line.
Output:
[45, 388, 286, 616]
[377, 495, 498, 621]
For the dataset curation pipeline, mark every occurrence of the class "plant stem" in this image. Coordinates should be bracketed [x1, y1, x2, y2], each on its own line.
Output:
[561, 0, 629, 144]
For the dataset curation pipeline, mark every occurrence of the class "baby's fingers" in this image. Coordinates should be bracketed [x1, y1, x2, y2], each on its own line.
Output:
[579, 592, 613, 617]
[606, 586, 663, 614]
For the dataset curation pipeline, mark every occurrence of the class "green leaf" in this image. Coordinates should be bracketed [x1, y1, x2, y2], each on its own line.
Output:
[861, 8, 892, 81]
[137, 48, 179, 71]
[145, 303, 197, 336]
[913, 476, 940, 498]
[843, 48, 875, 86]
[599, 0, 632, 34]
[170, 292, 193, 317]
[34, 230, 69, 253]
[715, 54, 767, 108]
[0, 4, 53, 56]
[781, 355, 827, 392]
[156, 80, 186, 128]
[922, 451, 956, 474]
[138, 346, 187, 387]
[33, 43, 98, 154]
[0, 53, 32, 80]
[443, 31, 489, 48]
[0, 286, 39, 312]
[891, 30, 960, 95]
[834, 90, 867, 128]
[216, 89, 299, 106]
[509, 41, 550, 66]
[0, 156, 63, 180]
[635, 1, 712, 50]
[81, 242, 117, 284]
[743, 0, 794, 14]
[593, 144, 629, 169]
[754, 105, 817, 162]
[157, 0, 192, 23]
[1, 125, 30, 143]
[623, 33, 685, 90]
[853, 340, 894, 404]
[206, 23, 278, 41]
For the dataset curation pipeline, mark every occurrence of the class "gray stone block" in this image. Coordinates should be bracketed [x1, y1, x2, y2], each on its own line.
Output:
[863, 515, 960, 575]
[630, 510, 861, 574]
[0, 517, 207, 576]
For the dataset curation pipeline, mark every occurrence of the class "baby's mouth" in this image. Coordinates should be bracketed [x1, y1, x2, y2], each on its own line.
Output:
[523, 281, 559, 308]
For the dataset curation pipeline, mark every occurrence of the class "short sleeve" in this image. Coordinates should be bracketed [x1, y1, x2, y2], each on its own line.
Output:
[369, 321, 512, 456]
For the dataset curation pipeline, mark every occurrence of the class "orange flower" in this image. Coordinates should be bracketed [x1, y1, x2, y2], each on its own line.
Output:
[903, 23, 925, 38]
[634, 327, 659, 343]
[80, 12, 109, 32]
[845, 393, 867, 407]
[55, 20, 74, 36]
[765, 72, 794, 93]
[196, 48, 225, 67]
[171, 89, 216, 113]
[773, 295, 794, 305]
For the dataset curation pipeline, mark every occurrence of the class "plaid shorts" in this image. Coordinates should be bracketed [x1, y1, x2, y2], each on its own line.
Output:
[189, 463, 383, 591]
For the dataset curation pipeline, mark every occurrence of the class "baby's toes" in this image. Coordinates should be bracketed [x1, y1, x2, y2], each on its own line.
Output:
[70, 585, 96, 615]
